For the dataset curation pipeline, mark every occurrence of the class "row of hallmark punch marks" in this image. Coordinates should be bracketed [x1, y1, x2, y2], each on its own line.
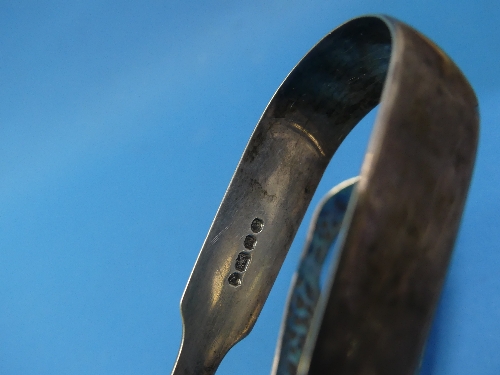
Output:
[227, 218, 264, 287]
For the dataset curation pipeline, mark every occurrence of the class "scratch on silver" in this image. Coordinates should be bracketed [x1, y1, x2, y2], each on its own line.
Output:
[290, 122, 326, 157]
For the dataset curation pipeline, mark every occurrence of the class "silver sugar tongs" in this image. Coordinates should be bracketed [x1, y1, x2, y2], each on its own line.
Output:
[171, 15, 479, 375]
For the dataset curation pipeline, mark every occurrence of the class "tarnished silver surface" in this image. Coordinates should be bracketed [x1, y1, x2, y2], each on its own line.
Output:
[272, 178, 358, 375]
[171, 15, 478, 375]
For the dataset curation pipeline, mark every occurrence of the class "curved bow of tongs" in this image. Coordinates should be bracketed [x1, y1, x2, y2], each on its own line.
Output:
[171, 15, 478, 375]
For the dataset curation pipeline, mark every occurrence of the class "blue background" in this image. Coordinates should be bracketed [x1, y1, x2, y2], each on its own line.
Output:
[1, 1, 499, 374]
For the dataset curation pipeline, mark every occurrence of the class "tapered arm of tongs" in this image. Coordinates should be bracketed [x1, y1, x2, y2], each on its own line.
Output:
[171, 15, 478, 375]
[272, 178, 358, 375]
